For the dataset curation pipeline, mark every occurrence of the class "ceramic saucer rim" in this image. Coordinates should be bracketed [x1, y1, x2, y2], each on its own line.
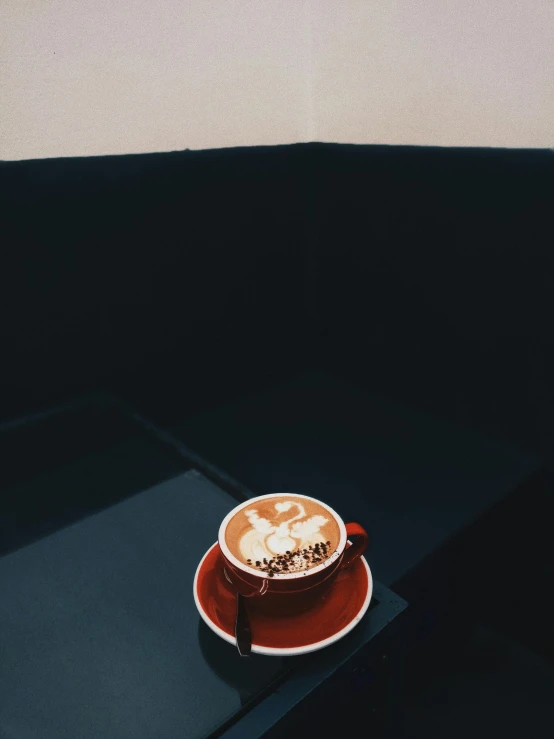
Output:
[193, 542, 373, 656]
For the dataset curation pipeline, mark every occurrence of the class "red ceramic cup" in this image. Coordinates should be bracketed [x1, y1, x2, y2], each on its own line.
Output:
[218, 493, 368, 616]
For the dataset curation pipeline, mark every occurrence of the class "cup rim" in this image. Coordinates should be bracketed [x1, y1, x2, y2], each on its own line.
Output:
[218, 492, 347, 580]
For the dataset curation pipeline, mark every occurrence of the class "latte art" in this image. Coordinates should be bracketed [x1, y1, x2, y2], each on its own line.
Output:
[224, 495, 341, 573]
[241, 501, 328, 560]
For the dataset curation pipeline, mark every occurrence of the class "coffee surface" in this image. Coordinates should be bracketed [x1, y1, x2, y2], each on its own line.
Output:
[224, 495, 341, 574]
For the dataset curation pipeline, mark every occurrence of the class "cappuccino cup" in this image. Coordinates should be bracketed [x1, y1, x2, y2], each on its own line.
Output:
[218, 493, 368, 616]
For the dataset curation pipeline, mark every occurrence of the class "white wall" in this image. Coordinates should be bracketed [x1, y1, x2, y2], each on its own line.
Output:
[1, 0, 553, 160]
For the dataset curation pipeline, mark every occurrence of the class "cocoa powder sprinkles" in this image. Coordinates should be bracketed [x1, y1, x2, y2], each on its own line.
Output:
[251, 541, 334, 575]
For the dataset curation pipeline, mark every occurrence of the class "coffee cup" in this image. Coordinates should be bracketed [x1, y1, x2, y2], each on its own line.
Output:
[218, 493, 368, 616]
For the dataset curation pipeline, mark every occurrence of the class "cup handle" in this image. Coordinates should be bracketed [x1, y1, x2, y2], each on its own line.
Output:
[341, 522, 368, 569]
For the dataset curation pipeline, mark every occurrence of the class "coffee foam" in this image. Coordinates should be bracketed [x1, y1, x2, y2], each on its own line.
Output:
[224, 495, 341, 573]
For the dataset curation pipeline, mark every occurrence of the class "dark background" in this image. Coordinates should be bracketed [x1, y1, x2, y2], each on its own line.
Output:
[1, 142, 553, 736]
[2, 144, 553, 459]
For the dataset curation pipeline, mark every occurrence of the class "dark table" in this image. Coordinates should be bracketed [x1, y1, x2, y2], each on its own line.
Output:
[0, 395, 407, 739]
[171, 369, 545, 670]
[173, 370, 541, 594]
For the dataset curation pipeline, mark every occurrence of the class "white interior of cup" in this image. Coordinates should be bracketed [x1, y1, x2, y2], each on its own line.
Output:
[218, 492, 347, 580]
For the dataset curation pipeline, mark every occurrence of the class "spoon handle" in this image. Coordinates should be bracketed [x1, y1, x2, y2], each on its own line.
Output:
[235, 592, 252, 656]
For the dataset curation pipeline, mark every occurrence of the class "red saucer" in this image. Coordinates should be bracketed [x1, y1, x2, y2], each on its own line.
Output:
[193, 542, 372, 656]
